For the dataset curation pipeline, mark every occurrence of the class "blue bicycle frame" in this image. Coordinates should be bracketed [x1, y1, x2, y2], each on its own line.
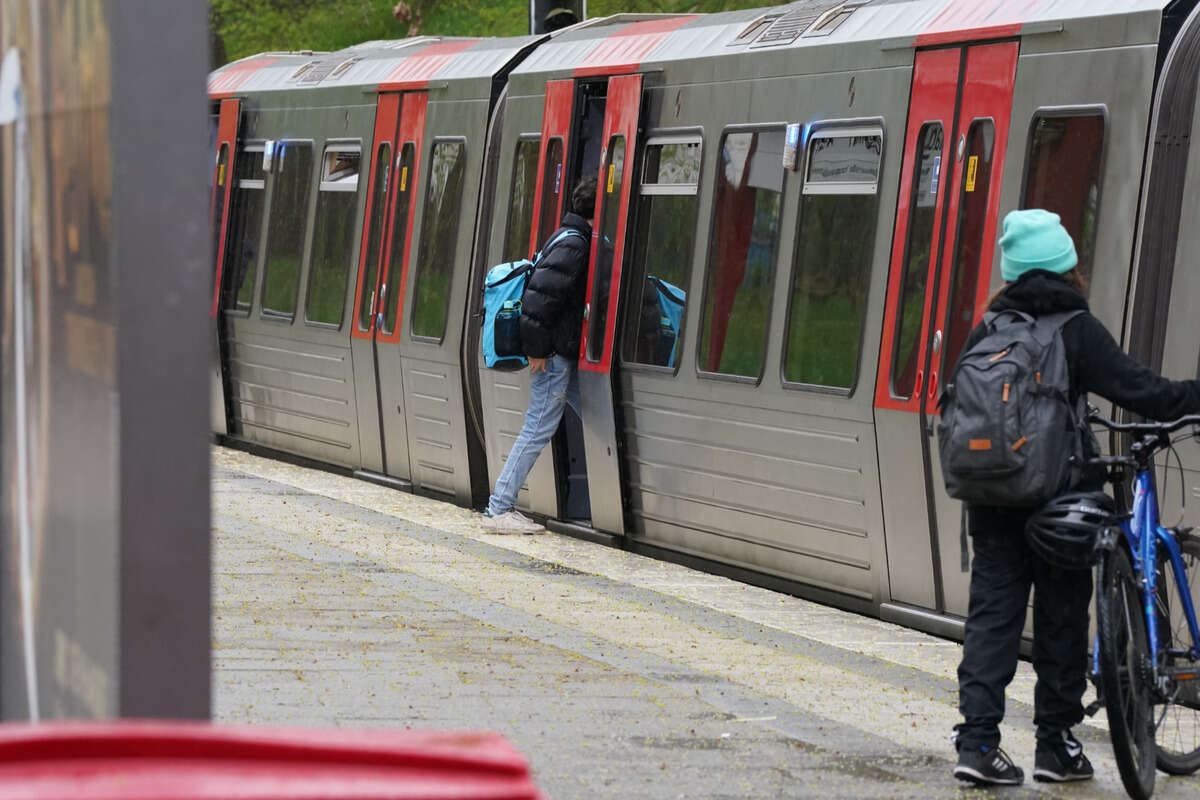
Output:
[1121, 468, 1200, 669]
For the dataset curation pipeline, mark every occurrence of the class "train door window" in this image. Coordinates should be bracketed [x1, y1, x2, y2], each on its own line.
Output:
[697, 127, 786, 380]
[784, 128, 882, 390]
[357, 142, 392, 331]
[585, 136, 626, 362]
[503, 136, 540, 262]
[212, 143, 230, 277]
[537, 137, 565, 246]
[889, 123, 943, 398]
[411, 139, 466, 342]
[622, 135, 702, 369]
[940, 119, 995, 375]
[304, 145, 361, 327]
[1022, 110, 1106, 280]
[224, 144, 266, 313]
[261, 141, 314, 320]
[381, 143, 415, 335]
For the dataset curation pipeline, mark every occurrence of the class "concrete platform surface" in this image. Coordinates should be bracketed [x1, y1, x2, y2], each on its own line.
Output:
[212, 446, 1200, 799]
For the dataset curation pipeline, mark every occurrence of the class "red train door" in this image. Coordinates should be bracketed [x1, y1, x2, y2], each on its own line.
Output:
[875, 42, 1018, 620]
[577, 73, 642, 536]
[210, 98, 241, 318]
[210, 98, 241, 435]
[349, 92, 427, 483]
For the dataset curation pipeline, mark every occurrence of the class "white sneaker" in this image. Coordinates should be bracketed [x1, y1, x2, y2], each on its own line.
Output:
[481, 509, 544, 534]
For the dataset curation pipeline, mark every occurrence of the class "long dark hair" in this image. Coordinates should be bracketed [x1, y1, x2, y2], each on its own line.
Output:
[983, 268, 1088, 312]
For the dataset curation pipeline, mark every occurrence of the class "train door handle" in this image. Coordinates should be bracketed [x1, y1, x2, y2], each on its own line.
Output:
[928, 371, 939, 401]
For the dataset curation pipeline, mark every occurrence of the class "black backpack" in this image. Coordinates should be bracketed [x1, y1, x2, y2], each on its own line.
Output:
[937, 309, 1088, 508]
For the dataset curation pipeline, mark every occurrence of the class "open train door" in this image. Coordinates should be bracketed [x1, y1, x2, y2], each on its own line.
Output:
[210, 98, 240, 436]
[484, 80, 576, 520]
[875, 42, 1018, 628]
[576, 73, 642, 536]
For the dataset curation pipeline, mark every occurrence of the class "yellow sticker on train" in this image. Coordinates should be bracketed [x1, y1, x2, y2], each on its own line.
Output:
[965, 156, 979, 192]
[607, 164, 615, 193]
[400, 166, 408, 192]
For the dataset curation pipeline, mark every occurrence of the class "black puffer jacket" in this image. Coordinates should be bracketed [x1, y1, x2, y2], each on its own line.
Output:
[965, 270, 1200, 528]
[520, 213, 592, 359]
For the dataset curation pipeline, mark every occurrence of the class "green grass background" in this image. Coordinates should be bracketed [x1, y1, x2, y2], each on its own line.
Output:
[211, 1, 780, 64]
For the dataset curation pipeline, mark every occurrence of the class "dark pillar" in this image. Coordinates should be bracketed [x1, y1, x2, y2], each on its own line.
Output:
[532, 1, 587, 34]
[0, 0, 210, 720]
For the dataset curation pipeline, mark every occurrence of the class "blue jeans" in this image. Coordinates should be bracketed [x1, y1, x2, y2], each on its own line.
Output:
[488, 355, 580, 516]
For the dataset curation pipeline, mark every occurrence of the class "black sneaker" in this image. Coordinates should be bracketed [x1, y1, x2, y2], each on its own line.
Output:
[1034, 730, 1094, 782]
[953, 744, 1025, 786]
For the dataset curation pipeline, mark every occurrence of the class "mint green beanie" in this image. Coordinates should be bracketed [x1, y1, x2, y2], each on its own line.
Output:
[998, 209, 1077, 282]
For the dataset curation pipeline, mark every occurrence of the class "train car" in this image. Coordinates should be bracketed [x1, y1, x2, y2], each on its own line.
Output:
[208, 35, 545, 504]
[208, 0, 1200, 641]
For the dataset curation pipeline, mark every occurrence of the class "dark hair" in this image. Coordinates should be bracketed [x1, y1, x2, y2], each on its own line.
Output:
[983, 268, 1088, 313]
[572, 177, 597, 219]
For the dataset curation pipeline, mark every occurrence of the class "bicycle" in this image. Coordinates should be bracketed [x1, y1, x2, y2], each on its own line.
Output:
[1088, 413, 1200, 799]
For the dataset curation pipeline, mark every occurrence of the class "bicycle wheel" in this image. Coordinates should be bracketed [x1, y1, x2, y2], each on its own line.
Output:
[1154, 534, 1200, 775]
[1098, 545, 1157, 799]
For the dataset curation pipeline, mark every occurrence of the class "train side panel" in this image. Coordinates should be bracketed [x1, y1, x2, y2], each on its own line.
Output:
[220, 97, 375, 469]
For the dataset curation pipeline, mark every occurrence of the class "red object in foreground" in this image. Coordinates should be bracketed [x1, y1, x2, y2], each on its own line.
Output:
[0, 722, 546, 800]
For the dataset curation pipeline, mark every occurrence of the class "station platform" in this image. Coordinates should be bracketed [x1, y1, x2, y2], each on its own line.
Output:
[212, 446, 1200, 799]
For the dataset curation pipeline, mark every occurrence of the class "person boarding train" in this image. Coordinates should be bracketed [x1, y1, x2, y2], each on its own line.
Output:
[482, 178, 597, 534]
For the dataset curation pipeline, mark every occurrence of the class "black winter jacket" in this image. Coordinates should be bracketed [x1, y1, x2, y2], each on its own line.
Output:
[965, 270, 1200, 530]
[520, 213, 593, 359]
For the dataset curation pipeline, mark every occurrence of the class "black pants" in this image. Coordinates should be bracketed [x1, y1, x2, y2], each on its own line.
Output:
[955, 508, 1093, 750]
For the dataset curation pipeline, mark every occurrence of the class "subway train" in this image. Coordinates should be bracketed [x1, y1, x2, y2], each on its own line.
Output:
[207, 0, 1200, 641]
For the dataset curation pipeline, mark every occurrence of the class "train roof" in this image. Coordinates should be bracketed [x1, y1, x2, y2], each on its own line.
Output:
[209, 0, 1174, 99]
[207, 35, 542, 98]
[512, 0, 1173, 77]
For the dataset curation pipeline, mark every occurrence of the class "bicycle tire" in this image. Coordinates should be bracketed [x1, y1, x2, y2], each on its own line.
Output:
[1098, 545, 1157, 799]
[1154, 534, 1200, 775]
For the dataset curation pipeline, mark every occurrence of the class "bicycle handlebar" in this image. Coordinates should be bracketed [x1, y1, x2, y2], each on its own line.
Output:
[1088, 413, 1200, 436]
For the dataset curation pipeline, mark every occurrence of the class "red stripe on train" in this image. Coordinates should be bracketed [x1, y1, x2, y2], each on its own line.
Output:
[208, 56, 280, 98]
[916, 0, 1043, 46]
[379, 39, 480, 91]
[573, 16, 697, 78]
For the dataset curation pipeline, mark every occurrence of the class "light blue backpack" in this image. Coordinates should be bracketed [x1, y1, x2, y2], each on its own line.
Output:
[648, 276, 685, 367]
[481, 229, 587, 370]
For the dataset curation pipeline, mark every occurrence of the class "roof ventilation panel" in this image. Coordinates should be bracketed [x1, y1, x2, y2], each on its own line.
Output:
[747, 1, 869, 48]
[299, 61, 338, 83]
[329, 56, 361, 78]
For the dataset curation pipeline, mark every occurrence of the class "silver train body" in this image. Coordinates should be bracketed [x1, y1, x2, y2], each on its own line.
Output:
[207, 0, 1200, 640]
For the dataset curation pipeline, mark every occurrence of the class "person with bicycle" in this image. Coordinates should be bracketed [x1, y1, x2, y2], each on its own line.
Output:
[950, 209, 1200, 786]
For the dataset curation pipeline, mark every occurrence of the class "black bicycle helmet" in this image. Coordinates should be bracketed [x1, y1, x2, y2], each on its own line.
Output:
[1025, 491, 1118, 570]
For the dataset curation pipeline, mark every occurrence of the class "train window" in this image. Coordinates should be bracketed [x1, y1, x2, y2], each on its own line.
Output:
[784, 129, 881, 390]
[890, 123, 943, 399]
[697, 128, 786, 380]
[381, 143, 415, 335]
[357, 142, 392, 331]
[411, 139, 467, 342]
[586, 135, 626, 363]
[503, 137, 540, 262]
[304, 145, 361, 327]
[223, 145, 267, 313]
[622, 136, 702, 369]
[940, 119, 995, 376]
[537, 137, 565, 246]
[1022, 110, 1106, 280]
[261, 142, 314, 320]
